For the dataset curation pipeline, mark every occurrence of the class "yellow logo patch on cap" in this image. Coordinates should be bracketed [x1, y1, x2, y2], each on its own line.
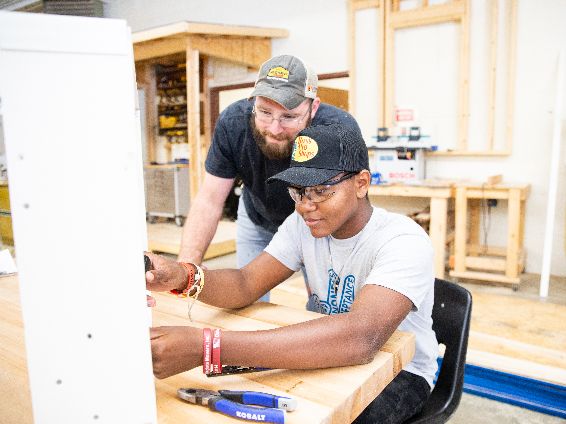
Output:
[267, 66, 289, 81]
[292, 136, 319, 162]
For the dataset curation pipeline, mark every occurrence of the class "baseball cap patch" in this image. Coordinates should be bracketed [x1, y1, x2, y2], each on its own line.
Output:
[292, 136, 319, 162]
[267, 66, 289, 81]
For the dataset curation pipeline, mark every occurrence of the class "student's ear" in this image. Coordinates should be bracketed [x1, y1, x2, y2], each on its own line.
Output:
[355, 170, 371, 198]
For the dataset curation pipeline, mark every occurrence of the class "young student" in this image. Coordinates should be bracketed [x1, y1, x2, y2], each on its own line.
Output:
[146, 123, 437, 423]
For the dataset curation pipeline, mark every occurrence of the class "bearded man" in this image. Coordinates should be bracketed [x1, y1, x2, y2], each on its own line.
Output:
[177, 55, 360, 300]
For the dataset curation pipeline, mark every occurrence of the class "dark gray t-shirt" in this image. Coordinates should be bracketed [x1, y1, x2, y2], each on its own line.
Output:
[205, 99, 361, 232]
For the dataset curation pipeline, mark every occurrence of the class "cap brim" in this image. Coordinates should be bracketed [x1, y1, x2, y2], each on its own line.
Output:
[267, 167, 341, 187]
[249, 85, 304, 110]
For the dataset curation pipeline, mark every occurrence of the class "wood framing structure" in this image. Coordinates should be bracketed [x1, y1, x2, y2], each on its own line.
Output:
[348, 0, 518, 156]
[450, 182, 530, 289]
[133, 22, 288, 198]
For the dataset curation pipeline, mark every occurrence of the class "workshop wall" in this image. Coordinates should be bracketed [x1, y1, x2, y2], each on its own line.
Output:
[424, 0, 566, 277]
[106, 0, 566, 277]
[105, 0, 349, 75]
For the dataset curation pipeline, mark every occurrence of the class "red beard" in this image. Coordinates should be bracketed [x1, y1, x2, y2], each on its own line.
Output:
[250, 114, 311, 160]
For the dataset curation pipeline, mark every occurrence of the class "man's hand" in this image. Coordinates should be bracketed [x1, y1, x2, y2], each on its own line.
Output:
[150, 326, 202, 379]
[144, 252, 187, 293]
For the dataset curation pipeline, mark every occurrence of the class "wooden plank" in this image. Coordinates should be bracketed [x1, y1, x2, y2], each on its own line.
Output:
[468, 199, 481, 251]
[429, 197, 448, 278]
[519, 200, 526, 248]
[147, 220, 236, 259]
[392, 0, 400, 13]
[189, 35, 271, 69]
[134, 37, 187, 61]
[459, 186, 529, 200]
[457, 0, 470, 150]
[136, 63, 157, 163]
[453, 186, 468, 273]
[132, 21, 288, 44]
[465, 288, 566, 384]
[368, 184, 452, 199]
[149, 238, 236, 260]
[201, 56, 212, 162]
[506, 188, 521, 279]
[384, 0, 394, 126]
[465, 255, 507, 272]
[505, 0, 518, 153]
[467, 244, 508, 257]
[348, 0, 356, 115]
[487, 0, 498, 150]
[486, 174, 503, 185]
[351, 0, 381, 10]
[378, 0, 386, 127]
[186, 45, 201, 199]
[469, 331, 566, 373]
[426, 149, 511, 157]
[449, 270, 520, 285]
[389, 0, 466, 28]
[270, 275, 309, 310]
[0, 277, 33, 424]
[466, 349, 566, 387]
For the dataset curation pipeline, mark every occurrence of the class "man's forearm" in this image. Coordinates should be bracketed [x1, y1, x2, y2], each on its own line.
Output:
[178, 194, 224, 263]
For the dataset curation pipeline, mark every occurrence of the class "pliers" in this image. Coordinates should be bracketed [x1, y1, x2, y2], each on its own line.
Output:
[177, 388, 297, 424]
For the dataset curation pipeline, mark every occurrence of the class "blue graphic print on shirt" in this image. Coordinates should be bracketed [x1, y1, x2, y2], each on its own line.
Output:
[307, 269, 356, 315]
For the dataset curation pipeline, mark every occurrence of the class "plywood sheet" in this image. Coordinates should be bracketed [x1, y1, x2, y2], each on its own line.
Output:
[147, 220, 236, 259]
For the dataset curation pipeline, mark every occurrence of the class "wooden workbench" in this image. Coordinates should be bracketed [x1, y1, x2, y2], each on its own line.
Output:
[0, 275, 415, 424]
[368, 182, 454, 279]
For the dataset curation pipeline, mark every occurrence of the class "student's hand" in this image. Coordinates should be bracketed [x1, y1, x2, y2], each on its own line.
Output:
[144, 252, 187, 293]
[150, 326, 202, 379]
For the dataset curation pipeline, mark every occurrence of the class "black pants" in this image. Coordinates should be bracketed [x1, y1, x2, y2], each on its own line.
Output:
[353, 370, 431, 424]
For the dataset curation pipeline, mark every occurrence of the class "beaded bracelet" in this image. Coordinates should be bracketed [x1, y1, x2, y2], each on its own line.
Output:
[186, 263, 205, 321]
[170, 262, 196, 297]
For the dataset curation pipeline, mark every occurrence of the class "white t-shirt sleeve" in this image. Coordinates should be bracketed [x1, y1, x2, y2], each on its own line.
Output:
[365, 233, 434, 311]
[264, 211, 304, 272]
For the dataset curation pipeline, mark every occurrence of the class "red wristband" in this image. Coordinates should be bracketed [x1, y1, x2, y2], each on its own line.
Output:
[170, 262, 196, 296]
[202, 328, 212, 375]
[212, 328, 222, 374]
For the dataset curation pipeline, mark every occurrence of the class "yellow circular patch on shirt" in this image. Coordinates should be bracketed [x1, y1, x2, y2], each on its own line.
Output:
[292, 136, 319, 162]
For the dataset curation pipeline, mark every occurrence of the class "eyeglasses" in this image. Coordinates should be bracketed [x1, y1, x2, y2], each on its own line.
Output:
[252, 102, 312, 129]
[288, 172, 357, 204]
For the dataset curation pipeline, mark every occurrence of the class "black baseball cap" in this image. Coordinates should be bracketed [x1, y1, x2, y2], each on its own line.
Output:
[267, 123, 369, 187]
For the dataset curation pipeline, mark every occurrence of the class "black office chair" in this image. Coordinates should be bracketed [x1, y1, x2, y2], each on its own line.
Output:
[405, 278, 473, 424]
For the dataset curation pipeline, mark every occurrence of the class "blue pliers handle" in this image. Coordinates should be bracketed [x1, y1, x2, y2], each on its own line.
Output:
[178, 388, 297, 424]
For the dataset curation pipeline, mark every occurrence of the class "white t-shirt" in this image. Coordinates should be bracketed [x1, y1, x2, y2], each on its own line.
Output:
[265, 206, 438, 387]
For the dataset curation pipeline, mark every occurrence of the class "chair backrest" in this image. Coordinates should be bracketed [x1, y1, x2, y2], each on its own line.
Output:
[405, 278, 473, 424]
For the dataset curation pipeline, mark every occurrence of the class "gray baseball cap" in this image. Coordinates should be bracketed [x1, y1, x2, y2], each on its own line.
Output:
[250, 55, 318, 110]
